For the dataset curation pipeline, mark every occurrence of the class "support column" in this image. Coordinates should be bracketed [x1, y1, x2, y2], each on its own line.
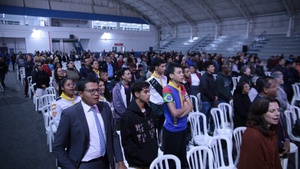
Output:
[246, 21, 250, 38]
[215, 23, 220, 39]
[287, 17, 294, 37]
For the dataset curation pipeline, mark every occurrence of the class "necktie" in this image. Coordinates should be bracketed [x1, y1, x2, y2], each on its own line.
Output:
[91, 106, 106, 156]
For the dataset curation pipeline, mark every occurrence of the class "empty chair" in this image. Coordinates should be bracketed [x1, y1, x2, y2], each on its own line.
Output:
[190, 95, 200, 113]
[209, 135, 236, 169]
[188, 112, 213, 146]
[150, 154, 181, 169]
[291, 83, 300, 106]
[27, 76, 35, 98]
[187, 146, 214, 169]
[218, 103, 234, 130]
[210, 108, 233, 139]
[233, 127, 246, 166]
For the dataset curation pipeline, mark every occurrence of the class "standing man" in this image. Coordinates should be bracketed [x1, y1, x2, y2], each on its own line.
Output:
[120, 81, 158, 168]
[23, 54, 35, 97]
[10, 52, 16, 71]
[53, 78, 127, 169]
[79, 57, 92, 79]
[200, 61, 217, 132]
[146, 58, 167, 143]
[163, 63, 193, 168]
[0, 57, 7, 90]
[112, 68, 133, 128]
[215, 65, 232, 104]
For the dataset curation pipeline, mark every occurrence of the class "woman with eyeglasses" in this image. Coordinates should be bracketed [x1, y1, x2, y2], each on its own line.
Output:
[52, 78, 81, 126]
[238, 97, 281, 169]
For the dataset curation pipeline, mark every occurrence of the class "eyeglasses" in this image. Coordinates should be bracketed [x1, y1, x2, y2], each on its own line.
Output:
[84, 88, 100, 94]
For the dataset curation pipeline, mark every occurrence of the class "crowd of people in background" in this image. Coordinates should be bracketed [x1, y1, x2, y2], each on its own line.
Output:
[1, 48, 300, 168]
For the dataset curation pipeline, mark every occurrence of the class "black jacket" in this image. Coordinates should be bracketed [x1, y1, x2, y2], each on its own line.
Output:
[120, 100, 158, 167]
[200, 72, 216, 102]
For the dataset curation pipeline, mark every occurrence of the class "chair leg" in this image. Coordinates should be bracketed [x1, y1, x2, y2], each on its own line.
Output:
[295, 151, 298, 169]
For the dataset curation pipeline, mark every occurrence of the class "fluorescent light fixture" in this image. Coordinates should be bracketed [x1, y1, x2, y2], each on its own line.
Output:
[101, 32, 111, 40]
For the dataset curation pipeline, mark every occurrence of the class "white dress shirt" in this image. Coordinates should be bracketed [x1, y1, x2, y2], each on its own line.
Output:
[147, 74, 167, 105]
[81, 101, 106, 161]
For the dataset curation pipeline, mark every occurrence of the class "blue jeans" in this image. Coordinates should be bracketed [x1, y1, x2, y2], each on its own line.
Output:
[201, 101, 214, 132]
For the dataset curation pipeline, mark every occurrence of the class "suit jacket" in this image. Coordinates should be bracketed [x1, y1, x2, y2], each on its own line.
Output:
[53, 101, 123, 169]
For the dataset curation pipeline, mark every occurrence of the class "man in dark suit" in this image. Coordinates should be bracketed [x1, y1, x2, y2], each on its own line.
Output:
[79, 57, 92, 80]
[53, 78, 127, 169]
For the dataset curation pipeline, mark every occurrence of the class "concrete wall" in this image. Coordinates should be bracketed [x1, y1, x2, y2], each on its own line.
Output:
[0, 24, 156, 53]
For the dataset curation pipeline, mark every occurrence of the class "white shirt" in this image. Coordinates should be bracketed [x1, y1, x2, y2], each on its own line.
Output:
[147, 74, 167, 105]
[81, 101, 106, 161]
[52, 96, 82, 126]
[190, 73, 200, 86]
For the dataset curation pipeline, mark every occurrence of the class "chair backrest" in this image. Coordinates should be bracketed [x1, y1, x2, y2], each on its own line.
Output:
[209, 135, 235, 169]
[211, 108, 233, 131]
[46, 86, 56, 95]
[231, 76, 241, 94]
[39, 94, 56, 108]
[292, 83, 300, 97]
[40, 103, 52, 129]
[150, 154, 181, 169]
[188, 112, 208, 139]
[190, 95, 200, 113]
[19, 67, 25, 77]
[187, 146, 214, 169]
[27, 76, 32, 84]
[285, 106, 300, 141]
[233, 126, 246, 166]
[218, 103, 234, 129]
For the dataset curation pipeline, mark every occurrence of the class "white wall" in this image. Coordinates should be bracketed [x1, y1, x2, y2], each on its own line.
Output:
[0, 25, 156, 53]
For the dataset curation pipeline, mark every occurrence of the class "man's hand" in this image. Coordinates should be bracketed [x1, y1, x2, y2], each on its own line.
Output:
[117, 161, 127, 169]
[282, 140, 290, 155]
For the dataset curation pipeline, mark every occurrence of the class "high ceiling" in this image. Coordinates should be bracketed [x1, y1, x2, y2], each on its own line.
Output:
[1, 0, 300, 28]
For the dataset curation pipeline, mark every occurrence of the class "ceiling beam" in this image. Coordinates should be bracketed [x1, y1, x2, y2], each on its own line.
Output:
[133, 0, 175, 28]
[281, 0, 296, 17]
[164, 0, 196, 26]
[192, 0, 220, 24]
[48, 0, 52, 10]
[231, 0, 252, 21]
[111, 0, 158, 28]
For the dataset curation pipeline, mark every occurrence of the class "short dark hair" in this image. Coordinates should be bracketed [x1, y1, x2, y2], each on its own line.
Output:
[116, 68, 130, 82]
[256, 76, 274, 93]
[131, 81, 150, 98]
[203, 61, 214, 70]
[165, 63, 182, 82]
[247, 97, 280, 136]
[152, 58, 166, 68]
[76, 78, 98, 92]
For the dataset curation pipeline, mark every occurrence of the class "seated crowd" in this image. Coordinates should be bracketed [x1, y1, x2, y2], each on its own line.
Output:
[6, 49, 300, 168]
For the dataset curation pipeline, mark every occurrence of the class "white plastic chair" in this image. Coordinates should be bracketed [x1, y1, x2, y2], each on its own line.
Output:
[27, 76, 36, 98]
[231, 76, 241, 95]
[210, 108, 233, 140]
[188, 112, 213, 146]
[233, 127, 246, 166]
[291, 83, 300, 106]
[49, 77, 54, 87]
[213, 74, 218, 80]
[289, 142, 299, 169]
[40, 104, 57, 152]
[187, 146, 214, 169]
[190, 95, 200, 113]
[218, 103, 234, 130]
[19, 67, 26, 85]
[150, 154, 181, 169]
[284, 107, 300, 142]
[38, 94, 56, 111]
[46, 86, 56, 95]
[209, 135, 236, 169]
